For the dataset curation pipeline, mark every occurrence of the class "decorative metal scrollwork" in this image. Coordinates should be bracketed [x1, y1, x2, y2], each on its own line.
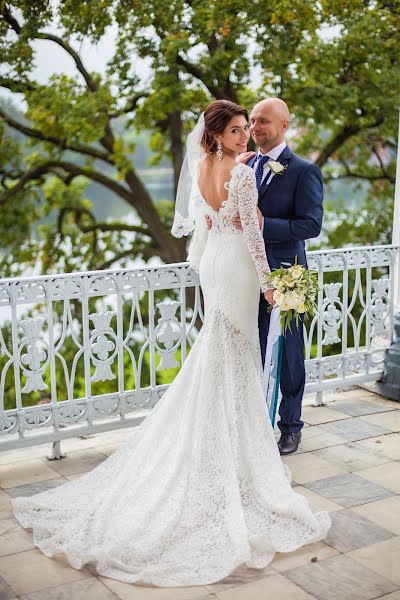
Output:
[322, 283, 343, 345]
[19, 317, 49, 394]
[89, 311, 117, 382]
[371, 278, 389, 337]
[155, 299, 182, 370]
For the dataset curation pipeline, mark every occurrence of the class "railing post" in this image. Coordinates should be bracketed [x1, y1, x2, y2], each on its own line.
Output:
[377, 111, 400, 400]
[314, 255, 324, 406]
[9, 285, 23, 438]
[378, 311, 400, 401]
[47, 440, 66, 460]
[81, 277, 93, 428]
[393, 110, 400, 310]
[115, 275, 125, 409]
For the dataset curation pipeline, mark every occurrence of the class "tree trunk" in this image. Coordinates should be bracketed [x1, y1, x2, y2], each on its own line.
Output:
[123, 169, 186, 263]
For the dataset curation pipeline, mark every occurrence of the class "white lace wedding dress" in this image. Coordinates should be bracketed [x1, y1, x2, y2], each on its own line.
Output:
[12, 163, 330, 587]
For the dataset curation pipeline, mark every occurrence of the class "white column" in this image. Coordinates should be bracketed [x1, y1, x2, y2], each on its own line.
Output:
[393, 109, 400, 309]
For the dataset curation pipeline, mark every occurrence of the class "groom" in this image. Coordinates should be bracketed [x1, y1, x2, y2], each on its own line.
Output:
[238, 98, 323, 455]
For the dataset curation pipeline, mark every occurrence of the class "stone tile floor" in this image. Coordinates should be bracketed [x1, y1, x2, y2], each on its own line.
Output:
[0, 387, 399, 599]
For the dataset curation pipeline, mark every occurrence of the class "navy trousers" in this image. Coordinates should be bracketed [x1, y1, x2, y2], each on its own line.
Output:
[258, 296, 305, 434]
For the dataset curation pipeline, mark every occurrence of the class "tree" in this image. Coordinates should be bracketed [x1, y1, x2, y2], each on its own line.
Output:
[0, 0, 398, 277]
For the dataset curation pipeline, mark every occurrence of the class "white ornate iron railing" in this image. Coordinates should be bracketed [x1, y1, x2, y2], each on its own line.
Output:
[0, 244, 398, 455]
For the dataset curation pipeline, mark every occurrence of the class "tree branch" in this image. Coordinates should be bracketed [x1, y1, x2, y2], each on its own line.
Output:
[0, 163, 47, 205]
[325, 172, 395, 184]
[0, 77, 36, 93]
[325, 152, 395, 184]
[79, 222, 151, 236]
[0, 107, 114, 164]
[35, 32, 98, 92]
[383, 139, 398, 151]
[207, 32, 219, 55]
[371, 146, 393, 180]
[2, 5, 22, 34]
[315, 115, 384, 167]
[97, 244, 158, 270]
[109, 92, 150, 119]
[175, 54, 225, 99]
[72, 207, 99, 255]
[315, 124, 362, 167]
[0, 160, 133, 205]
[175, 55, 205, 83]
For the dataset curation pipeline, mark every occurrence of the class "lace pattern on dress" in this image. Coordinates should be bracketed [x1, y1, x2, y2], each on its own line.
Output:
[195, 163, 271, 292]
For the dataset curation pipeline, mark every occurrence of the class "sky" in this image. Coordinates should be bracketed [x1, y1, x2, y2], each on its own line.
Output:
[1, 21, 152, 108]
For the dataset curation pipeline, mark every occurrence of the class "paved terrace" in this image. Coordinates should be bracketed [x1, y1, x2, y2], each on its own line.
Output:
[0, 388, 399, 600]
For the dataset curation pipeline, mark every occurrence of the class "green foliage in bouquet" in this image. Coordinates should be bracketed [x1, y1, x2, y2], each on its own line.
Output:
[264, 258, 318, 335]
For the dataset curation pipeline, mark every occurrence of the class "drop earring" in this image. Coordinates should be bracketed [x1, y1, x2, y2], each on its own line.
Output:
[216, 140, 223, 161]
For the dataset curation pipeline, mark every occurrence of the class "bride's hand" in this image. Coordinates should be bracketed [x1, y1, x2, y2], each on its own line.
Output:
[235, 151, 256, 164]
[264, 289, 276, 305]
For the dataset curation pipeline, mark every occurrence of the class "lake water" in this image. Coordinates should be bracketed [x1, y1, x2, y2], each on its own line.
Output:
[89, 168, 175, 220]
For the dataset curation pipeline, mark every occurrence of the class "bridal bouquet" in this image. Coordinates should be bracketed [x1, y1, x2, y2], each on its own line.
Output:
[264, 261, 318, 334]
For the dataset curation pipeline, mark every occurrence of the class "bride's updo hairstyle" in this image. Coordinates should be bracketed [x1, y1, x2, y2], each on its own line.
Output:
[202, 100, 249, 155]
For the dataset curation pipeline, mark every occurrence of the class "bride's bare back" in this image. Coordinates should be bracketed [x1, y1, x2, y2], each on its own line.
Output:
[198, 157, 237, 212]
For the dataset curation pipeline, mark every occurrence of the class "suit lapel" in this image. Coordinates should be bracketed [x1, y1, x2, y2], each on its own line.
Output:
[258, 145, 292, 204]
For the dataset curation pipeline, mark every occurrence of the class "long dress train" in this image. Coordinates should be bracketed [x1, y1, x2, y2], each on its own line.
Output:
[12, 163, 330, 586]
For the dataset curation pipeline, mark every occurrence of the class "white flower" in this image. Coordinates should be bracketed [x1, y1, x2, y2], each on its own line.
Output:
[267, 160, 287, 175]
[285, 291, 302, 310]
[273, 290, 285, 305]
[290, 266, 303, 280]
[280, 298, 290, 311]
[297, 302, 306, 314]
[282, 274, 292, 285]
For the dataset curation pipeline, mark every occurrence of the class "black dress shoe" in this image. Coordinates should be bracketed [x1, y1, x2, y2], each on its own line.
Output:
[278, 432, 302, 455]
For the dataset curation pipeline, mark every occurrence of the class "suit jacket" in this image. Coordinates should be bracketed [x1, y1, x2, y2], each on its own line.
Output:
[248, 146, 323, 270]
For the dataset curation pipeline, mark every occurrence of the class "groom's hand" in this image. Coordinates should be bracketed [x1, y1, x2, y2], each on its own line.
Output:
[232, 208, 263, 230]
[232, 213, 242, 229]
[236, 151, 256, 164]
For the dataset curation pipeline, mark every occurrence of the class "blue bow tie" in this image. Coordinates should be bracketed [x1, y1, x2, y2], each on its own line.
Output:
[255, 155, 271, 189]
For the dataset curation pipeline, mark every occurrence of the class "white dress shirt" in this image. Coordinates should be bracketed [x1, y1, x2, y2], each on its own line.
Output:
[253, 141, 287, 186]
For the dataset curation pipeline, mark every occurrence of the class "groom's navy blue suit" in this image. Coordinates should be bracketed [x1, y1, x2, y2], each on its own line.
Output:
[248, 146, 323, 434]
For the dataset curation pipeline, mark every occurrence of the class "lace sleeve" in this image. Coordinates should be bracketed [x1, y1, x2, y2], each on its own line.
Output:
[236, 165, 271, 293]
[187, 215, 208, 273]
[186, 186, 209, 273]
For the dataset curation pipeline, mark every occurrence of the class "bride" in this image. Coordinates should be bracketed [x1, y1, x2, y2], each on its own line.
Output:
[12, 100, 331, 587]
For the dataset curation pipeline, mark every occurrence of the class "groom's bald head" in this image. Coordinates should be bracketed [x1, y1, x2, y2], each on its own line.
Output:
[254, 98, 290, 123]
[250, 98, 290, 153]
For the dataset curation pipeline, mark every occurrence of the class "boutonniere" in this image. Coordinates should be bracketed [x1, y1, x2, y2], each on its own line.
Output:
[267, 160, 288, 175]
